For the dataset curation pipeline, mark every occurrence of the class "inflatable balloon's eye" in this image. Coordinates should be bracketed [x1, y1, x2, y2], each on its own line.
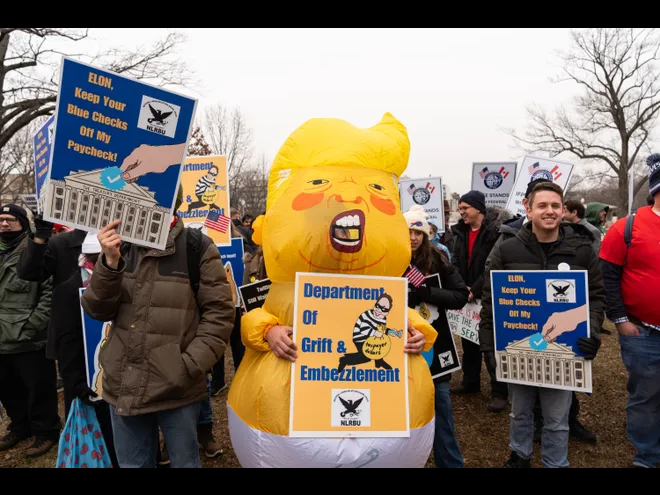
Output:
[308, 179, 329, 186]
[369, 183, 385, 192]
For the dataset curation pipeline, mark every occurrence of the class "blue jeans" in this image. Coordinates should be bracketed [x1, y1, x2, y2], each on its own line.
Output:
[509, 384, 572, 468]
[198, 376, 213, 427]
[110, 402, 202, 469]
[434, 382, 464, 468]
[620, 326, 660, 469]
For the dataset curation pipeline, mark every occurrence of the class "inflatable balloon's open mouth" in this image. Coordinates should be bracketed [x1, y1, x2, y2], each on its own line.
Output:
[330, 209, 365, 253]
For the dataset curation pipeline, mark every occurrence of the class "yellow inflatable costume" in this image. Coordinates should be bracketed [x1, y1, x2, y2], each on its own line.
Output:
[228, 113, 437, 468]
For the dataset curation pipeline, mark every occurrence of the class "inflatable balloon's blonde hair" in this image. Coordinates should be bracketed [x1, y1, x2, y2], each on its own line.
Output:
[267, 112, 410, 208]
[251, 113, 410, 245]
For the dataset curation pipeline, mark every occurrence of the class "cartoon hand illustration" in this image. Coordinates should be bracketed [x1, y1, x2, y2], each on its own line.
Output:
[542, 305, 587, 342]
[374, 331, 383, 338]
[120, 142, 186, 182]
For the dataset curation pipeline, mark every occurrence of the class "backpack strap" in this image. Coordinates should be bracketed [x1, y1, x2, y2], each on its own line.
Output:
[624, 213, 636, 249]
[186, 228, 203, 296]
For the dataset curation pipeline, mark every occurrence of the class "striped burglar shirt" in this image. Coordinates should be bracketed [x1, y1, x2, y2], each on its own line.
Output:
[353, 310, 387, 345]
[195, 175, 216, 196]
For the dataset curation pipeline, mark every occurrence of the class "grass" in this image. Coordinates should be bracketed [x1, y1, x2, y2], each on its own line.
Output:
[0, 321, 633, 468]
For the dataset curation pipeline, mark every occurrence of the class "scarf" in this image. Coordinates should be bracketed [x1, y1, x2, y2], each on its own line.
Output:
[0, 231, 28, 254]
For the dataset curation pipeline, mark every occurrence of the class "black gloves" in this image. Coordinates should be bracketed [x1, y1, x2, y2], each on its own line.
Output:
[484, 350, 497, 371]
[415, 285, 431, 303]
[33, 214, 54, 241]
[577, 337, 601, 361]
[73, 383, 98, 406]
[408, 290, 420, 308]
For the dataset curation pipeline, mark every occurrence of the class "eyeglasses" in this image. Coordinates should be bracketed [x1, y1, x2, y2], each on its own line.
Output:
[0, 218, 19, 226]
[375, 303, 390, 313]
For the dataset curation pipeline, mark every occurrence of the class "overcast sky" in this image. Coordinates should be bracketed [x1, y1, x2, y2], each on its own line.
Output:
[58, 28, 581, 195]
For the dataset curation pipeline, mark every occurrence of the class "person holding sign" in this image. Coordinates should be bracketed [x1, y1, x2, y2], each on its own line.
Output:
[480, 182, 605, 469]
[451, 191, 509, 413]
[404, 205, 469, 468]
[17, 218, 119, 467]
[80, 209, 235, 468]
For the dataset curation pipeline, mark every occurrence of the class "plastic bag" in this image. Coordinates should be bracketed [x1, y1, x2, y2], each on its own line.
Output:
[56, 399, 112, 468]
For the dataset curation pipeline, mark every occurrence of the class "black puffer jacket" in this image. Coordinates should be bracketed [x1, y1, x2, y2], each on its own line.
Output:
[451, 207, 511, 299]
[407, 249, 469, 383]
[479, 222, 606, 352]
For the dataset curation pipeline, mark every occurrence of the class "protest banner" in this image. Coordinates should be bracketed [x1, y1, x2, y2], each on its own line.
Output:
[471, 162, 517, 208]
[43, 57, 197, 250]
[399, 177, 444, 232]
[290, 273, 409, 438]
[447, 301, 481, 345]
[219, 237, 245, 308]
[490, 270, 592, 393]
[239, 278, 272, 313]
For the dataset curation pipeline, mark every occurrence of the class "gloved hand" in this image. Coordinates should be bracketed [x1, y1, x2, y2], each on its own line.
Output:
[408, 290, 420, 308]
[73, 383, 98, 406]
[33, 214, 54, 241]
[484, 350, 497, 371]
[577, 336, 601, 361]
[415, 285, 431, 303]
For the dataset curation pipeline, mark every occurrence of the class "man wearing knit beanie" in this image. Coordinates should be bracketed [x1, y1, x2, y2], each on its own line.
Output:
[599, 152, 660, 468]
[451, 191, 509, 413]
[0, 204, 59, 458]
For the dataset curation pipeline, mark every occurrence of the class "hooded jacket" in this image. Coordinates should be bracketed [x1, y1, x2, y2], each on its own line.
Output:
[479, 222, 606, 352]
[585, 203, 609, 234]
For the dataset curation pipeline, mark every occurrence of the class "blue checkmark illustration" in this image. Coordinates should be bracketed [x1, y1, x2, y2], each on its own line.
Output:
[529, 332, 549, 352]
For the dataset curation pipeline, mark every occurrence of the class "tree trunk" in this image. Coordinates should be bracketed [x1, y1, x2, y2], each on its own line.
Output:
[618, 168, 630, 216]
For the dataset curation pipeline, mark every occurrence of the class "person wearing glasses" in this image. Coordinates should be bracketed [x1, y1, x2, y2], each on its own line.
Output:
[187, 165, 223, 212]
[0, 205, 59, 459]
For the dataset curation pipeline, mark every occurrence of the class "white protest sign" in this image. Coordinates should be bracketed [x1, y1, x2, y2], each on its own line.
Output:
[399, 177, 444, 232]
[471, 162, 517, 208]
[447, 300, 481, 345]
[505, 156, 574, 217]
[19, 194, 39, 212]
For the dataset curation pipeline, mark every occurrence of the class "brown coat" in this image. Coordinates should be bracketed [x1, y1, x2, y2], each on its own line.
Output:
[81, 219, 234, 416]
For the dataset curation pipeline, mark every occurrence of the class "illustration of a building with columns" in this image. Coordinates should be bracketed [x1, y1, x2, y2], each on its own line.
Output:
[496, 337, 590, 391]
[47, 169, 170, 246]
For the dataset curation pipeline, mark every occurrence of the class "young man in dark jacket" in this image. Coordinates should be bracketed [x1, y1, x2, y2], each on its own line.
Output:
[81, 215, 235, 469]
[480, 182, 605, 468]
[0, 205, 59, 458]
[451, 191, 509, 413]
[599, 153, 660, 469]
[487, 179, 599, 443]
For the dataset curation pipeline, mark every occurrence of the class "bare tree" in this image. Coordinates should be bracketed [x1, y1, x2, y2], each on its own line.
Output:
[506, 28, 660, 213]
[202, 104, 269, 213]
[0, 119, 39, 203]
[186, 127, 214, 157]
[0, 28, 191, 154]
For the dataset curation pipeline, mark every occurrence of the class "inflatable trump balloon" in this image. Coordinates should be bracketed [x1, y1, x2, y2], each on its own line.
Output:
[227, 113, 437, 468]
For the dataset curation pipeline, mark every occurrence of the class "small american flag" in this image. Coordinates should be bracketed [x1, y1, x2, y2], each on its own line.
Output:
[499, 166, 509, 179]
[405, 264, 426, 288]
[528, 162, 540, 174]
[550, 165, 562, 180]
[479, 167, 489, 179]
[407, 183, 416, 196]
[204, 209, 230, 233]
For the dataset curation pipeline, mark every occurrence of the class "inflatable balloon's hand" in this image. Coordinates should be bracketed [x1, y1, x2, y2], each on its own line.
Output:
[404, 323, 426, 355]
[542, 305, 587, 342]
[266, 325, 298, 362]
[407, 309, 437, 352]
[120, 143, 186, 183]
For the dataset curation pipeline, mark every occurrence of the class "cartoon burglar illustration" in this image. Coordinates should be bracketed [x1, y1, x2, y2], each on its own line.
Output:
[338, 293, 403, 372]
[188, 165, 223, 212]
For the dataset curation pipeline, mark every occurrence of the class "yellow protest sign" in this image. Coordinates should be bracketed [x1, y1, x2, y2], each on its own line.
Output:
[290, 273, 409, 438]
[177, 155, 231, 246]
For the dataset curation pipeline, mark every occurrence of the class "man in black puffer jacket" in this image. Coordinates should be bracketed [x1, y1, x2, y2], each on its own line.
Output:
[479, 182, 605, 469]
[451, 191, 511, 413]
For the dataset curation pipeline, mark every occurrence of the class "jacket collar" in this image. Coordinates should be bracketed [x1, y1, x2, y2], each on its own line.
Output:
[144, 217, 184, 258]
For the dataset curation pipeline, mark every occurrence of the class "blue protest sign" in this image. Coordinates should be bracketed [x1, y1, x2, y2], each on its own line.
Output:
[219, 237, 245, 307]
[33, 116, 55, 207]
[79, 288, 112, 397]
[44, 57, 197, 250]
[491, 270, 591, 393]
